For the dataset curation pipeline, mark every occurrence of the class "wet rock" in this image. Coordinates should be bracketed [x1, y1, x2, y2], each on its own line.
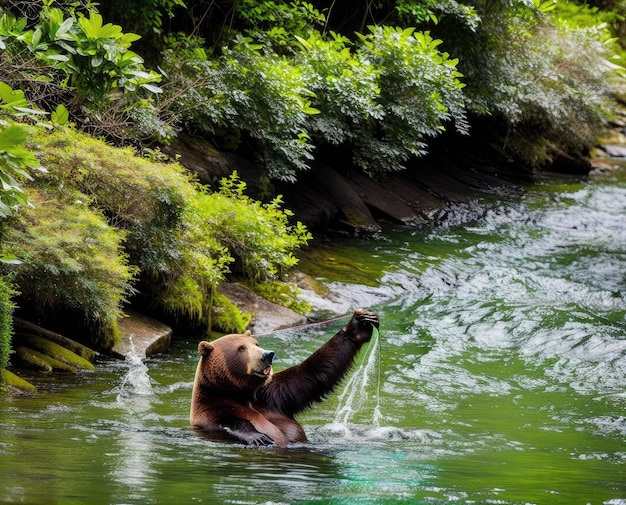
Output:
[1, 368, 36, 392]
[111, 310, 173, 359]
[601, 144, 626, 158]
[217, 282, 307, 335]
[14, 318, 96, 362]
[345, 171, 423, 225]
[19, 335, 95, 371]
[15, 346, 76, 372]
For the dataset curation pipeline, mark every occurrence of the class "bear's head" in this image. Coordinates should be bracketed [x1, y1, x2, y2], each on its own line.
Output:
[196, 330, 277, 393]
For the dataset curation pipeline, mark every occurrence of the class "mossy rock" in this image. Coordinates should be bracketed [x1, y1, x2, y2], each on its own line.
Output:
[1, 368, 37, 392]
[15, 346, 77, 373]
[14, 318, 96, 362]
[19, 335, 95, 371]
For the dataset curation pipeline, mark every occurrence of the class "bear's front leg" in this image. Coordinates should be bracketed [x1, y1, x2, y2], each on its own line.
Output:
[344, 308, 379, 343]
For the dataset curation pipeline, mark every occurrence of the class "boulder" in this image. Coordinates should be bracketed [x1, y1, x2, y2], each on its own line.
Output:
[217, 282, 307, 335]
[111, 310, 173, 359]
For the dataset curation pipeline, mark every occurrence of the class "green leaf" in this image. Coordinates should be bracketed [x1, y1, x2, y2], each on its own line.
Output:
[51, 104, 69, 125]
[78, 13, 103, 39]
[0, 254, 22, 265]
[0, 125, 29, 150]
[54, 17, 75, 41]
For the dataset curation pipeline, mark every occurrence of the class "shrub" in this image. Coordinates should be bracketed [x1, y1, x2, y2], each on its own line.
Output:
[0, 4, 163, 139]
[302, 26, 468, 176]
[163, 23, 467, 180]
[0, 83, 43, 218]
[28, 127, 232, 330]
[430, 0, 621, 168]
[4, 128, 310, 340]
[197, 172, 312, 282]
[1, 189, 136, 348]
[161, 34, 318, 181]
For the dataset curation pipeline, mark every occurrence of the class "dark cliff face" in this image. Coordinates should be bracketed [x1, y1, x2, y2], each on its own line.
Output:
[163, 131, 594, 237]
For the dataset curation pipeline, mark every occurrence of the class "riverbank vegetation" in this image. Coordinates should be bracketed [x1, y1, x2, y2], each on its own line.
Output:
[1, 0, 625, 378]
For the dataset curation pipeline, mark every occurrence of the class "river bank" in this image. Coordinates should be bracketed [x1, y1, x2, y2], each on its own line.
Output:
[3, 128, 625, 393]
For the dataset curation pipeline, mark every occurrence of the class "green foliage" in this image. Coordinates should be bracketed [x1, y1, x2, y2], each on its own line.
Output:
[35, 8, 161, 105]
[101, 0, 186, 40]
[212, 293, 251, 334]
[28, 127, 231, 328]
[250, 279, 311, 314]
[353, 26, 467, 174]
[164, 23, 467, 179]
[395, 0, 480, 29]
[162, 35, 318, 180]
[2, 189, 136, 349]
[0, 4, 163, 138]
[0, 81, 48, 218]
[233, 0, 325, 48]
[298, 25, 467, 175]
[0, 277, 13, 371]
[4, 128, 311, 340]
[425, 0, 622, 168]
[198, 172, 312, 281]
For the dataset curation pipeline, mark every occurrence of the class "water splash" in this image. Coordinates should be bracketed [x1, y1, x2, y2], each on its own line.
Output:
[116, 335, 153, 411]
[331, 326, 383, 431]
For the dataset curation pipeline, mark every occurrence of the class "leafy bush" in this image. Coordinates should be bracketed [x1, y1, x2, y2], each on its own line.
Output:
[163, 23, 467, 179]
[196, 172, 312, 281]
[0, 4, 163, 138]
[162, 35, 318, 181]
[28, 127, 231, 330]
[295, 26, 467, 176]
[429, 0, 621, 168]
[1, 188, 136, 348]
[0, 83, 43, 218]
[1, 127, 310, 342]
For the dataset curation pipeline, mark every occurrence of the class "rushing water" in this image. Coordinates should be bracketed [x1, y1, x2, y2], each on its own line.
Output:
[1, 168, 626, 505]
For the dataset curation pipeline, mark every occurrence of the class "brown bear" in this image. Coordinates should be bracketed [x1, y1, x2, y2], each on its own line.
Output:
[190, 308, 379, 446]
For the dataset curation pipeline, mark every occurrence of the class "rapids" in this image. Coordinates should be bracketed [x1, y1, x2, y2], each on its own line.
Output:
[1, 167, 625, 504]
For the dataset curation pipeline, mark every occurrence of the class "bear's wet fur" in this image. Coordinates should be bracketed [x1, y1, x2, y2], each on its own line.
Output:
[190, 308, 379, 446]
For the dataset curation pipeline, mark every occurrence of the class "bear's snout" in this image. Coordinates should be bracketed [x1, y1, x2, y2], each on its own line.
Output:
[261, 351, 276, 364]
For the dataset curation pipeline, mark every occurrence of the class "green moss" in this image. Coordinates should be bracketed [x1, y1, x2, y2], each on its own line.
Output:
[212, 293, 251, 334]
[2, 127, 311, 345]
[16, 346, 77, 373]
[19, 335, 95, 371]
[14, 318, 97, 363]
[250, 280, 312, 314]
[27, 127, 231, 330]
[1, 368, 36, 392]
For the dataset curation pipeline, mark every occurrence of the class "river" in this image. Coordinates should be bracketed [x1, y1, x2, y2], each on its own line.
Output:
[1, 167, 625, 504]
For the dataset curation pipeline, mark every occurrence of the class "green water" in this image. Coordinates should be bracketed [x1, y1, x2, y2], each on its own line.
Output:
[2, 168, 626, 505]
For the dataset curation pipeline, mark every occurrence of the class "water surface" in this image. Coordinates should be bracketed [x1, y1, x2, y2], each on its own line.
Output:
[1, 168, 625, 504]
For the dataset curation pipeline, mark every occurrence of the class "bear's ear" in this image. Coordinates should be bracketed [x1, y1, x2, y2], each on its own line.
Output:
[244, 330, 252, 337]
[198, 341, 214, 356]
